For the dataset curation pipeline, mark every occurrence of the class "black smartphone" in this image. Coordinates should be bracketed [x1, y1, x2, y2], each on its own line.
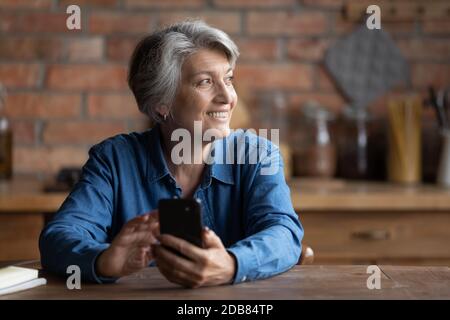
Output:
[158, 198, 203, 248]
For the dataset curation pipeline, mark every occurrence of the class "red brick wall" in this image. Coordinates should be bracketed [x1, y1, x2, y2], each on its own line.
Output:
[0, 0, 449, 177]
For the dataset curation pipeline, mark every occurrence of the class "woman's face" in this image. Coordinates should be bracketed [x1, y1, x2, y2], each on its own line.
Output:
[169, 48, 237, 140]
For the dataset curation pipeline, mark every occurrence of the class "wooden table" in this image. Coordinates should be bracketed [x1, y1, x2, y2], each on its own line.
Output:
[1, 263, 449, 300]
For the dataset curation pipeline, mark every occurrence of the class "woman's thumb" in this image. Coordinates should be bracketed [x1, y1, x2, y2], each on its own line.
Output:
[202, 226, 222, 248]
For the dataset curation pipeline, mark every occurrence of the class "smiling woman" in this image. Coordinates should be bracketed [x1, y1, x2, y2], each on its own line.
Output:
[39, 20, 304, 288]
[170, 48, 237, 138]
[128, 20, 239, 127]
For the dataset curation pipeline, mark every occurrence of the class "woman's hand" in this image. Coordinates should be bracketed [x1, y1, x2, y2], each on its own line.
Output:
[95, 210, 160, 278]
[152, 227, 236, 288]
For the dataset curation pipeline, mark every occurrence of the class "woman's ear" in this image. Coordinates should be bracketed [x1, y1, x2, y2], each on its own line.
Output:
[155, 105, 169, 119]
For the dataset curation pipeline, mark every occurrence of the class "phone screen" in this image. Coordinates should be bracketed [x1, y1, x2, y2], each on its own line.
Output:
[158, 198, 203, 248]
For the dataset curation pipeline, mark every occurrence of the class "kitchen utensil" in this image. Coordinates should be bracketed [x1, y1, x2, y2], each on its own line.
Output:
[325, 25, 409, 109]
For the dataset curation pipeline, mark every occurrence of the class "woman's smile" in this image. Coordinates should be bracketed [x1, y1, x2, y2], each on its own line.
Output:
[206, 110, 230, 120]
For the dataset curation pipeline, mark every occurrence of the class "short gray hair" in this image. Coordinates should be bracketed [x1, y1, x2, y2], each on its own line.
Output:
[128, 20, 240, 122]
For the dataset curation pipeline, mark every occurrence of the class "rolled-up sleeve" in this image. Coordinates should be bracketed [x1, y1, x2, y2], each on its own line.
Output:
[39, 143, 117, 284]
[227, 143, 303, 284]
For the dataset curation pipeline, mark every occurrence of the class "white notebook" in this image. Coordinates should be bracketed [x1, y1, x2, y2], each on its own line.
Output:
[0, 277, 47, 296]
[0, 266, 46, 296]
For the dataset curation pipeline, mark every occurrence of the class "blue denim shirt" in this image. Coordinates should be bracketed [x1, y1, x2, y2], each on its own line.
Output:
[39, 125, 303, 284]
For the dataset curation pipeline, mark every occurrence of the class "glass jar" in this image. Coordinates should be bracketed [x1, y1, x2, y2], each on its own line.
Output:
[258, 91, 293, 179]
[258, 91, 289, 142]
[293, 101, 337, 177]
[337, 106, 372, 180]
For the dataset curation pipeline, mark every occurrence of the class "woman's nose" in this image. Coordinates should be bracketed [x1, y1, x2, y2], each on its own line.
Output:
[214, 82, 233, 105]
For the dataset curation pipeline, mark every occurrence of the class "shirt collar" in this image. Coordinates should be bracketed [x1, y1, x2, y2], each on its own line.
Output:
[146, 124, 235, 186]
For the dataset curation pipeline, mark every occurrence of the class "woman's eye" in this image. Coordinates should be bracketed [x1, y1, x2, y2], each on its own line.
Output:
[197, 79, 212, 86]
[225, 76, 234, 85]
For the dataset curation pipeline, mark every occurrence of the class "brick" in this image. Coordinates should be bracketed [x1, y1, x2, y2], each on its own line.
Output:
[423, 20, 450, 35]
[288, 92, 347, 113]
[235, 64, 313, 90]
[14, 146, 88, 174]
[332, 17, 357, 36]
[66, 38, 104, 62]
[0, 37, 64, 61]
[0, 0, 52, 9]
[125, 0, 204, 8]
[158, 12, 241, 35]
[235, 38, 278, 61]
[300, 0, 344, 9]
[43, 121, 127, 144]
[213, 0, 295, 8]
[10, 120, 35, 145]
[0, 64, 41, 88]
[106, 37, 140, 61]
[317, 66, 338, 92]
[87, 94, 144, 119]
[247, 11, 328, 36]
[287, 38, 333, 61]
[46, 64, 127, 90]
[412, 63, 450, 89]
[59, 0, 119, 7]
[89, 12, 151, 34]
[0, 12, 76, 33]
[5, 93, 81, 119]
[396, 38, 450, 62]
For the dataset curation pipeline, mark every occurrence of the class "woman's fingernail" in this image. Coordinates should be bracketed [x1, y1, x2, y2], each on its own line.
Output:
[204, 226, 210, 231]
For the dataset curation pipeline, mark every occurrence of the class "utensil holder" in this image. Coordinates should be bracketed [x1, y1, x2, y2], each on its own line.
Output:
[387, 97, 422, 184]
